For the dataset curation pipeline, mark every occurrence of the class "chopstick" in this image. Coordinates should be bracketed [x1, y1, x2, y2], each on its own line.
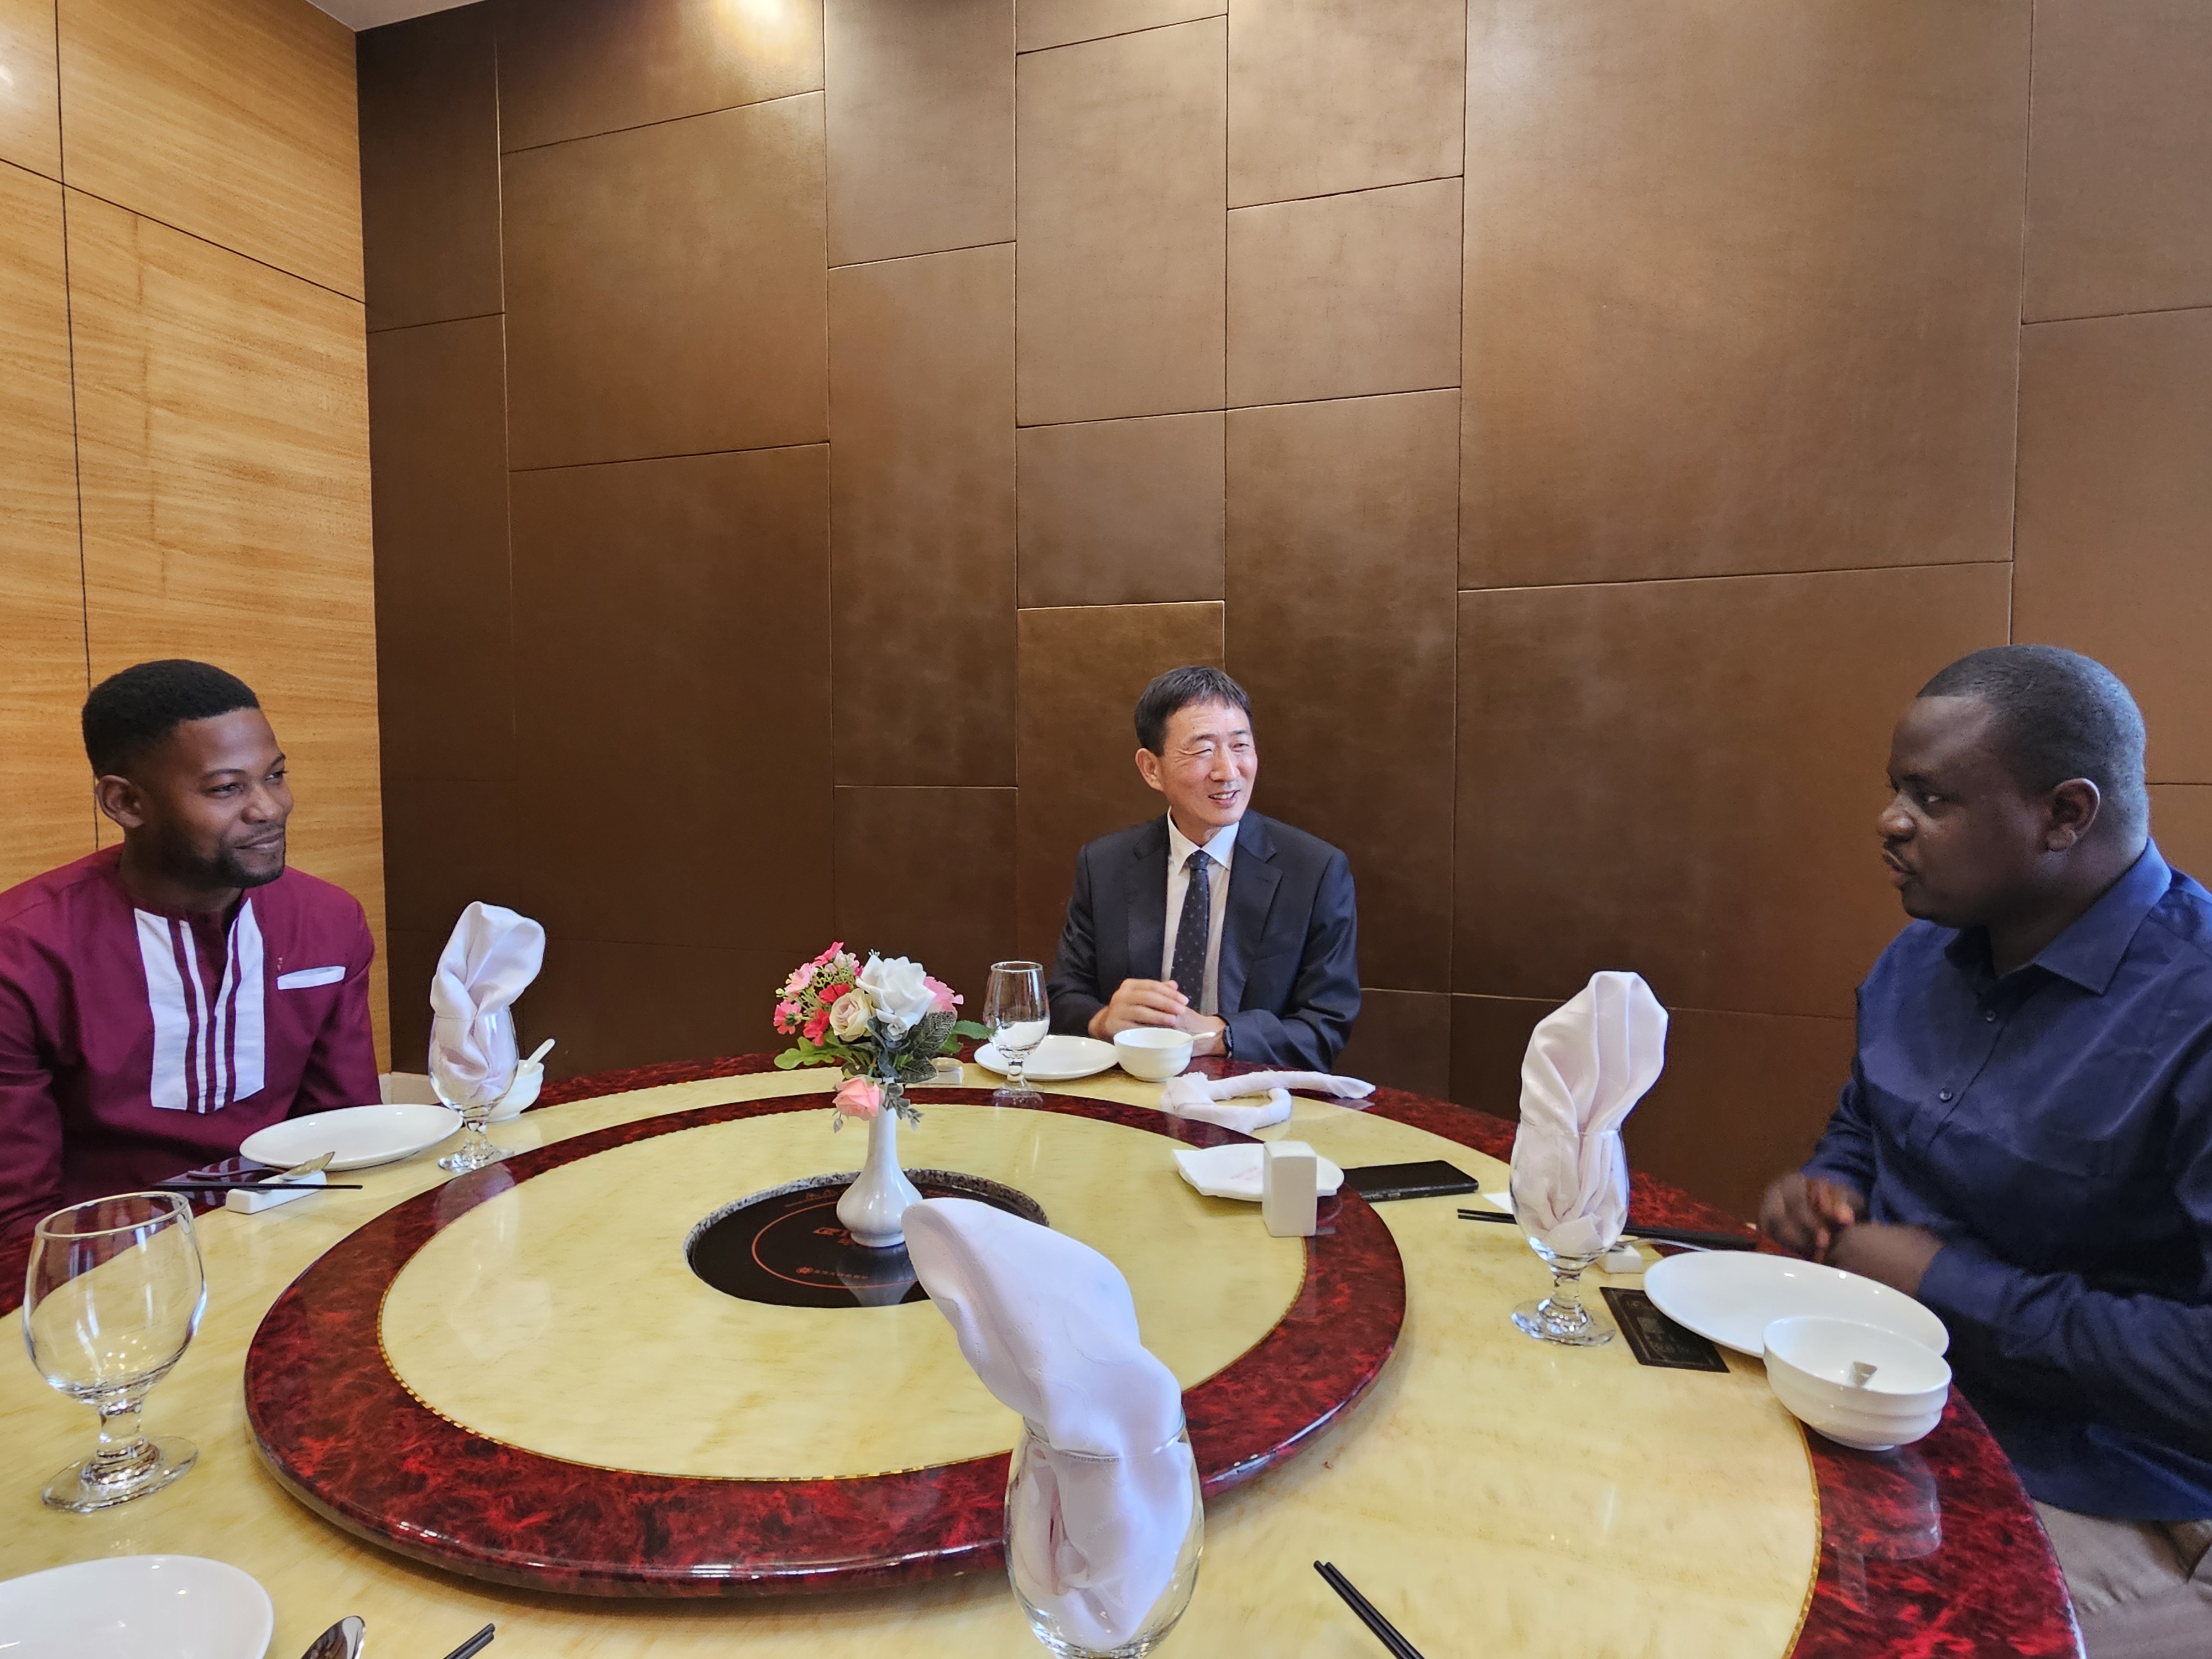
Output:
[1314, 1561, 1423, 1659]
[440, 1623, 495, 1659]
[1454, 1208, 1757, 1251]
[151, 1181, 363, 1192]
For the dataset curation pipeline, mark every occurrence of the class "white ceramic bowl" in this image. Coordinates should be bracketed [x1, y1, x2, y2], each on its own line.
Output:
[486, 1060, 544, 1121]
[1763, 1316, 1951, 1451]
[0, 1555, 273, 1659]
[1114, 1027, 1194, 1081]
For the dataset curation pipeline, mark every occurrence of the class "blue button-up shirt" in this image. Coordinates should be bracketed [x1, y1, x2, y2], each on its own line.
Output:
[1807, 842, 2212, 1520]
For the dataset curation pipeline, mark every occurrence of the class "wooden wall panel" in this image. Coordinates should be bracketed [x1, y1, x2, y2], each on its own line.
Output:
[0, 164, 92, 890]
[0, 0, 61, 177]
[58, 0, 363, 298]
[68, 192, 385, 1058]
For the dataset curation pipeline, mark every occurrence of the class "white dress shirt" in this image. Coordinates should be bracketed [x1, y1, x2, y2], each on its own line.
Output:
[1161, 817, 1238, 1016]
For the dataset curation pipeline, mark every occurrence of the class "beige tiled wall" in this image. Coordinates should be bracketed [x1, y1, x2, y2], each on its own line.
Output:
[362, 0, 2212, 1218]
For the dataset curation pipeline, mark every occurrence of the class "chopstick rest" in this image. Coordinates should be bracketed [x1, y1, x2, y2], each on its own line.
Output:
[223, 1170, 329, 1213]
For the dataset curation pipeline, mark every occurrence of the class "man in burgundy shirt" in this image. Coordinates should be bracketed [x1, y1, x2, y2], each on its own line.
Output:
[0, 661, 377, 1238]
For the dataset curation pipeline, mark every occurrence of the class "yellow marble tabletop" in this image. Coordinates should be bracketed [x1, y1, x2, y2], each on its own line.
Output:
[0, 1066, 1820, 1658]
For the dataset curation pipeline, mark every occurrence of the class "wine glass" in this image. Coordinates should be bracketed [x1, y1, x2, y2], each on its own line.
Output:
[434, 1006, 516, 1173]
[1008, 1417, 1204, 1657]
[23, 1192, 208, 1511]
[984, 961, 1048, 1107]
[1507, 1162, 1619, 1346]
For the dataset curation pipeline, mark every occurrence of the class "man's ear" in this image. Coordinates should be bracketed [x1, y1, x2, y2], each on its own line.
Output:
[1134, 748, 1166, 795]
[2044, 778, 2102, 852]
[95, 774, 148, 833]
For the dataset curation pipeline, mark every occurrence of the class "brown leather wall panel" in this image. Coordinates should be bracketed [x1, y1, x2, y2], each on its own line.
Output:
[1225, 391, 1456, 990]
[379, 778, 517, 939]
[1017, 413, 1224, 608]
[1015, 18, 1225, 425]
[1461, 0, 2028, 588]
[58, 0, 363, 298]
[503, 95, 827, 471]
[384, 926, 438, 1071]
[2025, 0, 2212, 321]
[1015, 601, 1223, 962]
[1337, 988, 1451, 1099]
[825, 0, 1013, 267]
[1457, 563, 2012, 1020]
[834, 786, 1019, 1010]
[1228, 178, 1460, 408]
[509, 446, 832, 962]
[829, 246, 1016, 786]
[2015, 311, 2212, 782]
[521, 938, 784, 1078]
[0, 0, 60, 176]
[358, 5, 503, 333]
[495, 0, 824, 153]
[1448, 992, 1545, 1118]
[367, 316, 513, 784]
[0, 164, 91, 891]
[2151, 786, 2212, 883]
[1017, 0, 1220, 54]
[1227, 0, 1463, 207]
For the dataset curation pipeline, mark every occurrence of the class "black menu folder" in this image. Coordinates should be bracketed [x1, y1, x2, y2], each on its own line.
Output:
[1342, 1160, 1482, 1202]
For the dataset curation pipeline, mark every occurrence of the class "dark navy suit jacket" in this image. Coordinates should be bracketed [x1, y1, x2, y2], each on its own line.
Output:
[1046, 812, 1359, 1070]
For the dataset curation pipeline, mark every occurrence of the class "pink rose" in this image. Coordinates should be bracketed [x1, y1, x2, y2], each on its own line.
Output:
[924, 975, 961, 1014]
[833, 1077, 883, 1120]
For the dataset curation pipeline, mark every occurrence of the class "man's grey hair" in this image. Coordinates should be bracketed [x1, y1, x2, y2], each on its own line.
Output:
[1134, 666, 1251, 754]
[1918, 644, 2148, 838]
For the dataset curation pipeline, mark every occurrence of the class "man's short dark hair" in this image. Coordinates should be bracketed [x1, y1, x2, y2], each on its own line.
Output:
[1918, 645, 2148, 838]
[83, 660, 260, 779]
[1135, 666, 1251, 754]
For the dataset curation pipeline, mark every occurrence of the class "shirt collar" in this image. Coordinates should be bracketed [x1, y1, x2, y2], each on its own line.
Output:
[1944, 841, 2172, 994]
[1166, 814, 1239, 873]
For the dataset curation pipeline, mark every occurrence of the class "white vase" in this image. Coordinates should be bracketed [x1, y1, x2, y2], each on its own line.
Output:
[838, 1097, 924, 1249]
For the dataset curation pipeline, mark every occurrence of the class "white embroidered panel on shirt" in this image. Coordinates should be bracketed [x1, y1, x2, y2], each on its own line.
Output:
[134, 900, 265, 1113]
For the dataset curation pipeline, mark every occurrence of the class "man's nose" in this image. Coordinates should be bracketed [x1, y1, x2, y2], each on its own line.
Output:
[243, 784, 285, 821]
[1877, 797, 1913, 839]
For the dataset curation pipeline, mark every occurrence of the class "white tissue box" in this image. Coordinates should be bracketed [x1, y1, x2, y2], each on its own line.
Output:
[1261, 1141, 1318, 1238]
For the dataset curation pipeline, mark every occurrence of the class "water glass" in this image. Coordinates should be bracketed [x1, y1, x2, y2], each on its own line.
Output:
[23, 1192, 207, 1511]
[1507, 1164, 1618, 1346]
[985, 961, 1048, 1107]
[1008, 1418, 1204, 1657]
[434, 1007, 515, 1172]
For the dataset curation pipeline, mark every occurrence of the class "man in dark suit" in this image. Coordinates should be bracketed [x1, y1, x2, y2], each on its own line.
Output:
[1047, 666, 1359, 1070]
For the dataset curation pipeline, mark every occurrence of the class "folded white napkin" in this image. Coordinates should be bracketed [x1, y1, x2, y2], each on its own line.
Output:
[1157, 1070, 1374, 1135]
[1509, 972, 1667, 1260]
[428, 902, 545, 1108]
[904, 1199, 1193, 1651]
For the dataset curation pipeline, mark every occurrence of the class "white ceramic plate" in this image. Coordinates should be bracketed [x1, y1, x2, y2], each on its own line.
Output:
[972, 1034, 1119, 1082]
[1644, 1250, 1951, 1357]
[241, 1102, 461, 1172]
[0, 1555, 273, 1659]
[1172, 1144, 1346, 1203]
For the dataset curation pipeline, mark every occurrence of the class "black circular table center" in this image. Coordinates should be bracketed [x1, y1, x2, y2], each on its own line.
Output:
[685, 1171, 1048, 1309]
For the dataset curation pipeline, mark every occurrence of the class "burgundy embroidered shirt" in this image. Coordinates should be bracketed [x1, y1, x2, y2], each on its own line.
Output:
[0, 846, 378, 1238]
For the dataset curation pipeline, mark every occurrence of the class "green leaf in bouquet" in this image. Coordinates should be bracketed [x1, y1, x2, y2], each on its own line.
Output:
[948, 1019, 992, 1044]
[909, 1009, 955, 1057]
[895, 1051, 937, 1085]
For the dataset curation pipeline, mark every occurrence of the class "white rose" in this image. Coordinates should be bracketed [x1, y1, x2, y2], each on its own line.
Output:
[857, 954, 935, 1034]
[828, 988, 873, 1041]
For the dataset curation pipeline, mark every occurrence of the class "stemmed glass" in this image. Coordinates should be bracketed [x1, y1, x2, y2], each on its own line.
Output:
[434, 1006, 517, 1173]
[1508, 1163, 1619, 1346]
[985, 961, 1048, 1108]
[23, 1192, 208, 1511]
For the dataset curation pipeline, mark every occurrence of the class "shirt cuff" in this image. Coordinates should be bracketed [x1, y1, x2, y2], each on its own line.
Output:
[1916, 1237, 2008, 1333]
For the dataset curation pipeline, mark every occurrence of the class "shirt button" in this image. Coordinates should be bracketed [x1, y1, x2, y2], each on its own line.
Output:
[1938, 1088, 1954, 1102]
[1983, 1010, 1997, 1022]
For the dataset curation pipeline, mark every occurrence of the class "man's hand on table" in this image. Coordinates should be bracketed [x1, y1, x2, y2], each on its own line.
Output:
[1085, 980, 1228, 1056]
[1759, 1172, 1866, 1259]
[1824, 1223, 1943, 1298]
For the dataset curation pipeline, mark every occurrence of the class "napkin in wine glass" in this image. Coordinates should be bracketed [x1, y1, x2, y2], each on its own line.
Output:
[429, 901, 545, 1107]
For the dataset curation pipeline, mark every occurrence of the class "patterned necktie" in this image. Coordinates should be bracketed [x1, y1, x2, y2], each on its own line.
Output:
[1171, 849, 1212, 1009]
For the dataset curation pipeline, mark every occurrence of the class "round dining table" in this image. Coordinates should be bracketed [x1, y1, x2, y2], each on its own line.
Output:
[0, 1055, 2081, 1658]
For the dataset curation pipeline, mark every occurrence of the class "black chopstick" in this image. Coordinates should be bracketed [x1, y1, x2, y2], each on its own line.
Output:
[1314, 1561, 1423, 1659]
[1454, 1208, 1757, 1251]
[440, 1623, 495, 1659]
[150, 1181, 363, 1192]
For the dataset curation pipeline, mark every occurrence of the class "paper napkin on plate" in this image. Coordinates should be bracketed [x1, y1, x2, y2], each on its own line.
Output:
[1171, 1143, 1345, 1203]
[904, 1199, 1193, 1651]
[1509, 971, 1667, 1260]
[1157, 1070, 1374, 1135]
[429, 902, 545, 1108]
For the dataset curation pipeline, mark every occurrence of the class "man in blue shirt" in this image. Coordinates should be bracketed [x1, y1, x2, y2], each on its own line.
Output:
[1761, 645, 2212, 1657]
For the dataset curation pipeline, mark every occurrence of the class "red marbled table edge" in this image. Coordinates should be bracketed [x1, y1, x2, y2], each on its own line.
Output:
[239, 1066, 1405, 1595]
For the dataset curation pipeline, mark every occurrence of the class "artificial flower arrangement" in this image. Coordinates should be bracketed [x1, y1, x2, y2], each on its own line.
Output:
[771, 944, 990, 1130]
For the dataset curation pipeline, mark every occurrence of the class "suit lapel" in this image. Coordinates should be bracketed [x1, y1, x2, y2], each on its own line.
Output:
[1125, 818, 1170, 986]
[1217, 815, 1281, 1015]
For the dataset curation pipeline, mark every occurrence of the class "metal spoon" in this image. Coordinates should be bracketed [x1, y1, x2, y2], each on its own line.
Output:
[299, 1615, 364, 1659]
[278, 1151, 337, 1180]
